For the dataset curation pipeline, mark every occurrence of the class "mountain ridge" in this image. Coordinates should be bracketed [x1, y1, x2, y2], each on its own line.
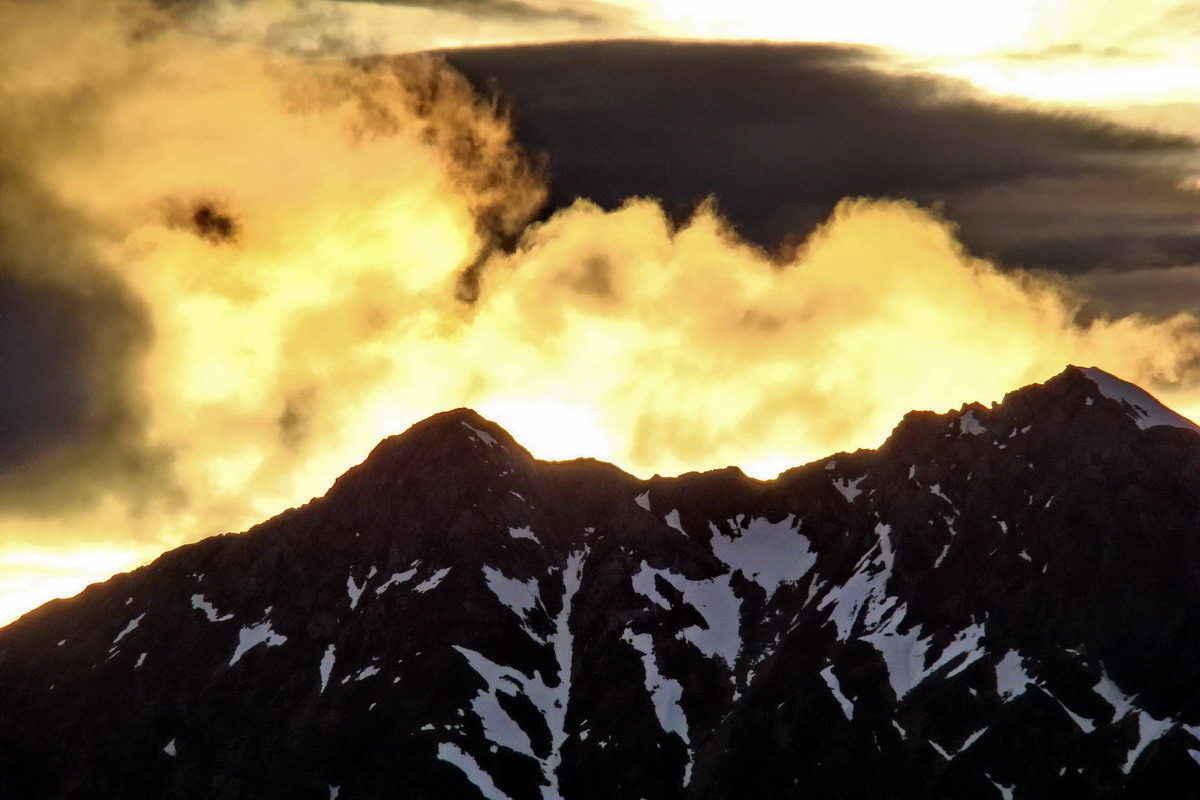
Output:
[4, 365, 1200, 799]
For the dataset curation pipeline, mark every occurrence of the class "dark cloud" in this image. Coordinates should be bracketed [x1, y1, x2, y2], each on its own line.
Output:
[1079, 265, 1200, 320]
[443, 40, 1200, 275]
[0, 161, 176, 515]
[0, 270, 176, 515]
[3, 32, 1198, 530]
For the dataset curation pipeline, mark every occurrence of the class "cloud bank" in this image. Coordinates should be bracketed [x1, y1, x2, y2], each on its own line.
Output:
[2, 0, 1200, 621]
[445, 40, 1200, 275]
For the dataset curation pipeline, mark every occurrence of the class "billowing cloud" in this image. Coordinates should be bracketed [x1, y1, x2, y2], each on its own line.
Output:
[0, 0, 545, 516]
[3, 0, 1200, 624]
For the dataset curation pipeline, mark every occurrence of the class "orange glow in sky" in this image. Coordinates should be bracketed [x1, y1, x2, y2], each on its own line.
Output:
[4, 0, 1200, 625]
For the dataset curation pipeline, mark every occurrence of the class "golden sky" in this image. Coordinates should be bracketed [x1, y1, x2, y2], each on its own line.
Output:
[1, 0, 1199, 625]
[312, 0, 1200, 122]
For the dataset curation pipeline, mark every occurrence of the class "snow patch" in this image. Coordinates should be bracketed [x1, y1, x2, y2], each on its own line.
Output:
[833, 477, 864, 502]
[635, 491, 651, 511]
[1042, 688, 1096, 732]
[375, 567, 418, 596]
[462, 421, 499, 447]
[876, 523, 894, 572]
[631, 566, 670, 610]
[508, 525, 538, 542]
[1094, 673, 1138, 721]
[453, 552, 586, 799]
[663, 509, 686, 534]
[865, 620, 986, 700]
[114, 613, 145, 644]
[820, 666, 854, 719]
[818, 544, 891, 641]
[414, 567, 451, 593]
[630, 563, 742, 666]
[544, 552, 585, 791]
[864, 624, 930, 699]
[354, 665, 380, 682]
[229, 620, 287, 665]
[437, 742, 512, 800]
[995, 650, 1033, 700]
[986, 776, 1014, 800]
[818, 523, 915, 651]
[934, 623, 988, 679]
[960, 410, 987, 435]
[347, 575, 367, 610]
[135, 652, 146, 669]
[959, 727, 987, 753]
[1124, 711, 1174, 774]
[709, 515, 815, 596]
[163, 739, 176, 757]
[622, 629, 691, 781]
[319, 645, 336, 693]
[191, 594, 233, 622]
[483, 566, 540, 621]
[1082, 367, 1200, 433]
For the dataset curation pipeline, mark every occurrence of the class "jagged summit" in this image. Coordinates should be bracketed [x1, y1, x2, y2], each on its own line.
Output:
[346, 366, 1197, 504]
[379, 407, 524, 453]
[992, 364, 1200, 435]
[1074, 365, 1200, 433]
[5, 367, 1200, 799]
[342, 406, 533, 478]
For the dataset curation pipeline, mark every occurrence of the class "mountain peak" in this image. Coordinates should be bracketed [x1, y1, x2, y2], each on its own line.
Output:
[378, 407, 525, 454]
[332, 407, 532, 488]
[1072, 365, 1200, 434]
[7, 372, 1200, 797]
[981, 365, 1200, 441]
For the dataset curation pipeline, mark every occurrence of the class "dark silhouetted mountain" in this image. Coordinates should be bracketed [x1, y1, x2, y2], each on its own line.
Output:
[4, 366, 1200, 799]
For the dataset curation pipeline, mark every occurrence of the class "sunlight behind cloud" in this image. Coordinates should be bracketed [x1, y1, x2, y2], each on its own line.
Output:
[940, 57, 1200, 104]
[5, 0, 1200, 625]
[0, 546, 157, 627]
[619, 0, 1053, 56]
[478, 399, 615, 463]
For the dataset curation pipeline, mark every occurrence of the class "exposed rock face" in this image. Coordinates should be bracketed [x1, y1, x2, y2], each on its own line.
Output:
[4, 366, 1200, 799]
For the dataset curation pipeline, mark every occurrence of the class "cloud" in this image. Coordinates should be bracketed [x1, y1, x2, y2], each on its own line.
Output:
[443, 40, 1200, 275]
[339, 0, 614, 25]
[0, 0, 543, 532]
[153, 0, 638, 57]
[1079, 264, 1200, 321]
[4, 1, 1200, 623]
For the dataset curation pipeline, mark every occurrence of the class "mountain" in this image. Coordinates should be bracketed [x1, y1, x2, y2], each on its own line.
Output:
[4, 366, 1200, 799]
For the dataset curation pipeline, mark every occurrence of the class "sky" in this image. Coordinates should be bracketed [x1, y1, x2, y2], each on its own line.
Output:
[1, 0, 1199, 623]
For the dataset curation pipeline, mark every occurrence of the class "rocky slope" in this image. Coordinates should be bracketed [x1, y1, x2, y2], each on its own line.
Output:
[3, 366, 1200, 799]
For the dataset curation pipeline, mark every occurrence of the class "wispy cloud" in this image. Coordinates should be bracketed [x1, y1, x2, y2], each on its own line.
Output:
[339, 0, 617, 26]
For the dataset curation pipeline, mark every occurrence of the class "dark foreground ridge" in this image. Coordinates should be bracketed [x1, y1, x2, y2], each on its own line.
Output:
[4, 366, 1200, 799]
